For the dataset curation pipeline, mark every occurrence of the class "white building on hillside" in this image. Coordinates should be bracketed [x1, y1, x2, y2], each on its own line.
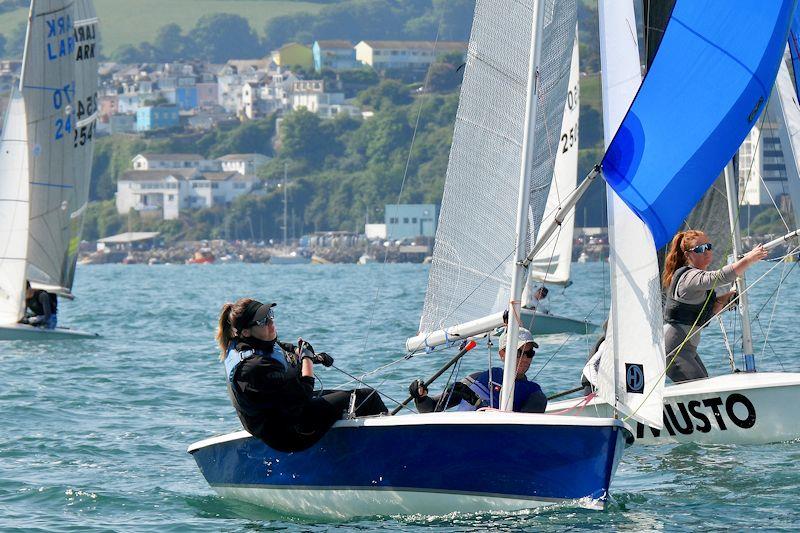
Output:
[354, 40, 466, 71]
[217, 153, 271, 175]
[116, 169, 258, 220]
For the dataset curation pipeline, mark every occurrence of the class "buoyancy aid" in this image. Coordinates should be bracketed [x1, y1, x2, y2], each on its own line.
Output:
[456, 368, 544, 412]
[663, 266, 716, 327]
[27, 290, 57, 316]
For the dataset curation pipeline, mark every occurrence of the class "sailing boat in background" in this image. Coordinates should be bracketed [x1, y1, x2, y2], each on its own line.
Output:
[0, 0, 99, 340]
[550, 0, 800, 446]
[190, 0, 637, 517]
[523, 29, 600, 335]
[269, 162, 310, 264]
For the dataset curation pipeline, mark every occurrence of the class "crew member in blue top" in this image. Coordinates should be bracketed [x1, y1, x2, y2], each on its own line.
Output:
[409, 327, 547, 413]
[217, 298, 387, 452]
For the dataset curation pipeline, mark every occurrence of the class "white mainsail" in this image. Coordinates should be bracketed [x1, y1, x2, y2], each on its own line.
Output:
[0, 89, 31, 324]
[412, 0, 576, 350]
[771, 53, 800, 225]
[588, 0, 665, 428]
[529, 28, 580, 287]
[21, 0, 96, 293]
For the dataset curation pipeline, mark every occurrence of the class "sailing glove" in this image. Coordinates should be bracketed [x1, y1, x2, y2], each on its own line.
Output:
[302, 350, 334, 367]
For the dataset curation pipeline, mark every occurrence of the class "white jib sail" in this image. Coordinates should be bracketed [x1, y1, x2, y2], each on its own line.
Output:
[529, 27, 580, 287]
[588, 0, 665, 429]
[21, 0, 80, 290]
[0, 89, 31, 324]
[772, 52, 800, 226]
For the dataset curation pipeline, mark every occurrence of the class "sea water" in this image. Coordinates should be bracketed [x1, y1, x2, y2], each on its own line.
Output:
[1, 261, 799, 531]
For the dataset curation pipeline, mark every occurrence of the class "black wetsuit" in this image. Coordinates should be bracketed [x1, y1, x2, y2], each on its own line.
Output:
[227, 337, 387, 452]
[25, 290, 57, 327]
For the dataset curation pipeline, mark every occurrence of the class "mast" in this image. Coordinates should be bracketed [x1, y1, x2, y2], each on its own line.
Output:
[723, 160, 756, 371]
[500, 0, 546, 412]
[283, 162, 288, 246]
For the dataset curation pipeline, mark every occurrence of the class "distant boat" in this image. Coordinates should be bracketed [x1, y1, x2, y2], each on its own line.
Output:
[356, 254, 375, 265]
[270, 250, 310, 265]
[0, 0, 100, 341]
[187, 249, 215, 264]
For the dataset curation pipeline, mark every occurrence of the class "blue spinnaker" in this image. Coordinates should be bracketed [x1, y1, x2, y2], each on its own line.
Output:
[602, 0, 797, 248]
[790, 7, 800, 99]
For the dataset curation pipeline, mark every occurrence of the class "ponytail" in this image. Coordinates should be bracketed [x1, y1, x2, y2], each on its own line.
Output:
[217, 302, 234, 359]
[216, 297, 257, 359]
[662, 229, 706, 289]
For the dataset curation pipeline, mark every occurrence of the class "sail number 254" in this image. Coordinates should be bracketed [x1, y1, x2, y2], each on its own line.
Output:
[560, 83, 579, 154]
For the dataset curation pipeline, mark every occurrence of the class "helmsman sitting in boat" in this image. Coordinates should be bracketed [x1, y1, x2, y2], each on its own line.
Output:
[20, 281, 57, 329]
[409, 327, 547, 413]
[526, 285, 551, 315]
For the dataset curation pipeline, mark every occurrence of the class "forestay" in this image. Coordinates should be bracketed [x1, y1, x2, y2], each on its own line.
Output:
[415, 0, 576, 346]
[0, 90, 30, 324]
[788, 9, 800, 100]
[529, 29, 579, 287]
[602, 0, 796, 248]
[588, 0, 665, 429]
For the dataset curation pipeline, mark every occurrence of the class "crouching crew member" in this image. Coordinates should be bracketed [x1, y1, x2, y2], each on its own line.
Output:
[21, 281, 57, 329]
[217, 298, 387, 452]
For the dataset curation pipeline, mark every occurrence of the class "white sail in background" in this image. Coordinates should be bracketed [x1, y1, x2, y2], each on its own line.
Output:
[66, 0, 99, 289]
[772, 54, 800, 225]
[0, 89, 31, 324]
[530, 29, 580, 286]
[20, 0, 84, 292]
[414, 0, 576, 346]
[589, 0, 665, 428]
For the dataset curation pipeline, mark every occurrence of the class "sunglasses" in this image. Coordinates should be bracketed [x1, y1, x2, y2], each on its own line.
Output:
[250, 307, 274, 327]
[688, 243, 713, 254]
[519, 348, 536, 359]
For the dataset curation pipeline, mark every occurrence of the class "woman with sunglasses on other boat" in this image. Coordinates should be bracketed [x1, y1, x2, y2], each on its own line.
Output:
[217, 298, 387, 452]
[662, 230, 767, 383]
[409, 327, 547, 413]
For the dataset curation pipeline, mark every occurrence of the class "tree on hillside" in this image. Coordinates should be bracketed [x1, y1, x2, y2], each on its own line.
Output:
[432, 0, 476, 41]
[208, 118, 276, 158]
[357, 80, 412, 110]
[153, 24, 188, 61]
[280, 109, 337, 167]
[0, 35, 6, 58]
[191, 14, 262, 63]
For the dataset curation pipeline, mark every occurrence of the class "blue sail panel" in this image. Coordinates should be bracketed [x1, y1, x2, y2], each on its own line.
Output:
[790, 8, 800, 99]
[602, 0, 797, 248]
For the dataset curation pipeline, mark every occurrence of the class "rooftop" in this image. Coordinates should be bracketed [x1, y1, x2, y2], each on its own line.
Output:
[315, 40, 354, 49]
[136, 153, 204, 161]
[358, 40, 466, 51]
[120, 169, 198, 182]
[216, 153, 270, 161]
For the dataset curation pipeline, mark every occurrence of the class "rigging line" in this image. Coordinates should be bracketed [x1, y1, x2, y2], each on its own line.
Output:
[752, 249, 799, 319]
[754, 315, 787, 371]
[756, 165, 791, 233]
[328, 364, 412, 414]
[530, 331, 574, 381]
[358, 21, 444, 366]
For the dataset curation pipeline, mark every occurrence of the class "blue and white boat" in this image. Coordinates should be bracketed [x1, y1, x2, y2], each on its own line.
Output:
[189, 412, 630, 518]
[190, 0, 663, 518]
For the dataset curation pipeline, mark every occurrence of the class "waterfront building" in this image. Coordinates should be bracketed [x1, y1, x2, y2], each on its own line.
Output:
[384, 204, 438, 239]
[136, 105, 179, 131]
